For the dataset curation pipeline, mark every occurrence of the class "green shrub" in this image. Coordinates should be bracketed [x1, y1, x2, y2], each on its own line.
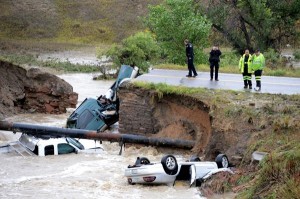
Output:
[219, 51, 239, 67]
[264, 48, 284, 68]
[102, 31, 160, 72]
[293, 49, 300, 60]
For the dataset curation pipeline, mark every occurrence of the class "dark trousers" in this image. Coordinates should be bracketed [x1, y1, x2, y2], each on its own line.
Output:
[254, 70, 262, 87]
[210, 61, 219, 80]
[187, 58, 197, 76]
[242, 65, 252, 87]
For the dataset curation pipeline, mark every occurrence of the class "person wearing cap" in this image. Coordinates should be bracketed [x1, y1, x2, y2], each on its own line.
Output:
[184, 39, 198, 78]
[252, 49, 265, 91]
[239, 49, 252, 89]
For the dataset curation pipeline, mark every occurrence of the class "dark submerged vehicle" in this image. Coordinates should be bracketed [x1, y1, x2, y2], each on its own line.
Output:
[66, 65, 139, 131]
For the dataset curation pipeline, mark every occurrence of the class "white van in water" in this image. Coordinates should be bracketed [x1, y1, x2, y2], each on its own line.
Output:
[0, 134, 103, 157]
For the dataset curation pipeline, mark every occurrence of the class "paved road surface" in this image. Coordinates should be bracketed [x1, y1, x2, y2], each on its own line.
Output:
[136, 69, 300, 95]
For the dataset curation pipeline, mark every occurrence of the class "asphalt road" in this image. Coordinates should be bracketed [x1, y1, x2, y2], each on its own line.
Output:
[136, 69, 300, 95]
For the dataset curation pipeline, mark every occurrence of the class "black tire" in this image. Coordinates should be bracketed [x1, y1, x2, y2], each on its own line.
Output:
[215, 154, 229, 168]
[127, 178, 135, 185]
[139, 157, 150, 165]
[190, 155, 201, 162]
[161, 155, 178, 175]
[135, 157, 150, 165]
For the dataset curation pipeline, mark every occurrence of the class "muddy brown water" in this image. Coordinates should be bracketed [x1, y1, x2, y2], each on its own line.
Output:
[0, 73, 203, 199]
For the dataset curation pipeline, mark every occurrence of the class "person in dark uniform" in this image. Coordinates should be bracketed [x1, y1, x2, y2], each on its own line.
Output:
[184, 39, 198, 77]
[209, 45, 222, 81]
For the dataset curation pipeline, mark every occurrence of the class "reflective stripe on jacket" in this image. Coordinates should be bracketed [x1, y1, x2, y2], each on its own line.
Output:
[239, 54, 252, 73]
[252, 54, 265, 71]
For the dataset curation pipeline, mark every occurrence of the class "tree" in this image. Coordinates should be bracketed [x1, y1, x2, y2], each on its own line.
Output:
[104, 31, 160, 72]
[145, 0, 212, 64]
[198, 0, 300, 54]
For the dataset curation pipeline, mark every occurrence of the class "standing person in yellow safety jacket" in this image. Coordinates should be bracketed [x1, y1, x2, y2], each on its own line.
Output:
[252, 49, 265, 91]
[239, 49, 252, 89]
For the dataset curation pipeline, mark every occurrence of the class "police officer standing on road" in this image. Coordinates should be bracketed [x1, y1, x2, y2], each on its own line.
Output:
[252, 49, 265, 91]
[209, 45, 222, 81]
[184, 39, 198, 78]
[239, 49, 252, 89]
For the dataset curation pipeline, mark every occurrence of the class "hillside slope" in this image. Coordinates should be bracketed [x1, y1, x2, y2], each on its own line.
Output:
[0, 0, 161, 43]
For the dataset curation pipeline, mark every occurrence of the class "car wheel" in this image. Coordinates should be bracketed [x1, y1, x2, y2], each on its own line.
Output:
[127, 178, 135, 185]
[190, 155, 201, 162]
[135, 157, 150, 165]
[161, 155, 178, 175]
[139, 157, 150, 165]
[215, 154, 229, 168]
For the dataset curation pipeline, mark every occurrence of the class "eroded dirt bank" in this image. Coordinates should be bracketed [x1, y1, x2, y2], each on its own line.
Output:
[118, 87, 212, 155]
[0, 61, 78, 119]
[118, 85, 246, 163]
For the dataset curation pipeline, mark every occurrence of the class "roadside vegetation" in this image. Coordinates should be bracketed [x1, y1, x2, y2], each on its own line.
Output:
[98, 32, 161, 73]
[294, 50, 300, 60]
[154, 49, 300, 77]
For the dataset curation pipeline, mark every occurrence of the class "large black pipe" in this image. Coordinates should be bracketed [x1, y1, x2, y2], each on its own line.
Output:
[0, 121, 195, 149]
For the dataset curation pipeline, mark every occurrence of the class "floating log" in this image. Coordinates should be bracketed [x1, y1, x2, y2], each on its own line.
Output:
[0, 121, 195, 150]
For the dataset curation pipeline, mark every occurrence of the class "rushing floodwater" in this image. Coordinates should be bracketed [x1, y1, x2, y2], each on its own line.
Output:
[0, 73, 203, 199]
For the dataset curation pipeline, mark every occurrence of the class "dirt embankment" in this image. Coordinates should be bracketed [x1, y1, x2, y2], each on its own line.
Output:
[119, 87, 212, 154]
[118, 85, 237, 162]
[119, 84, 300, 197]
[0, 61, 78, 119]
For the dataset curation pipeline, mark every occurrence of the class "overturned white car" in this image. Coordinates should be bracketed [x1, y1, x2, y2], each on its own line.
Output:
[125, 154, 233, 186]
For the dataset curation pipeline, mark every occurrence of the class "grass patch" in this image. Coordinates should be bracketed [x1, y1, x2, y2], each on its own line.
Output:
[237, 125, 300, 198]
[0, 0, 160, 43]
[133, 81, 206, 99]
[254, 148, 300, 198]
[265, 69, 286, 76]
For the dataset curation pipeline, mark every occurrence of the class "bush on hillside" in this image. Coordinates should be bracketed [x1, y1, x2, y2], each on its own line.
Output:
[293, 50, 300, 60]
[219, 51, 239, 67]
[102, 31, 160, 72]
[264, 48, 285, 68]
